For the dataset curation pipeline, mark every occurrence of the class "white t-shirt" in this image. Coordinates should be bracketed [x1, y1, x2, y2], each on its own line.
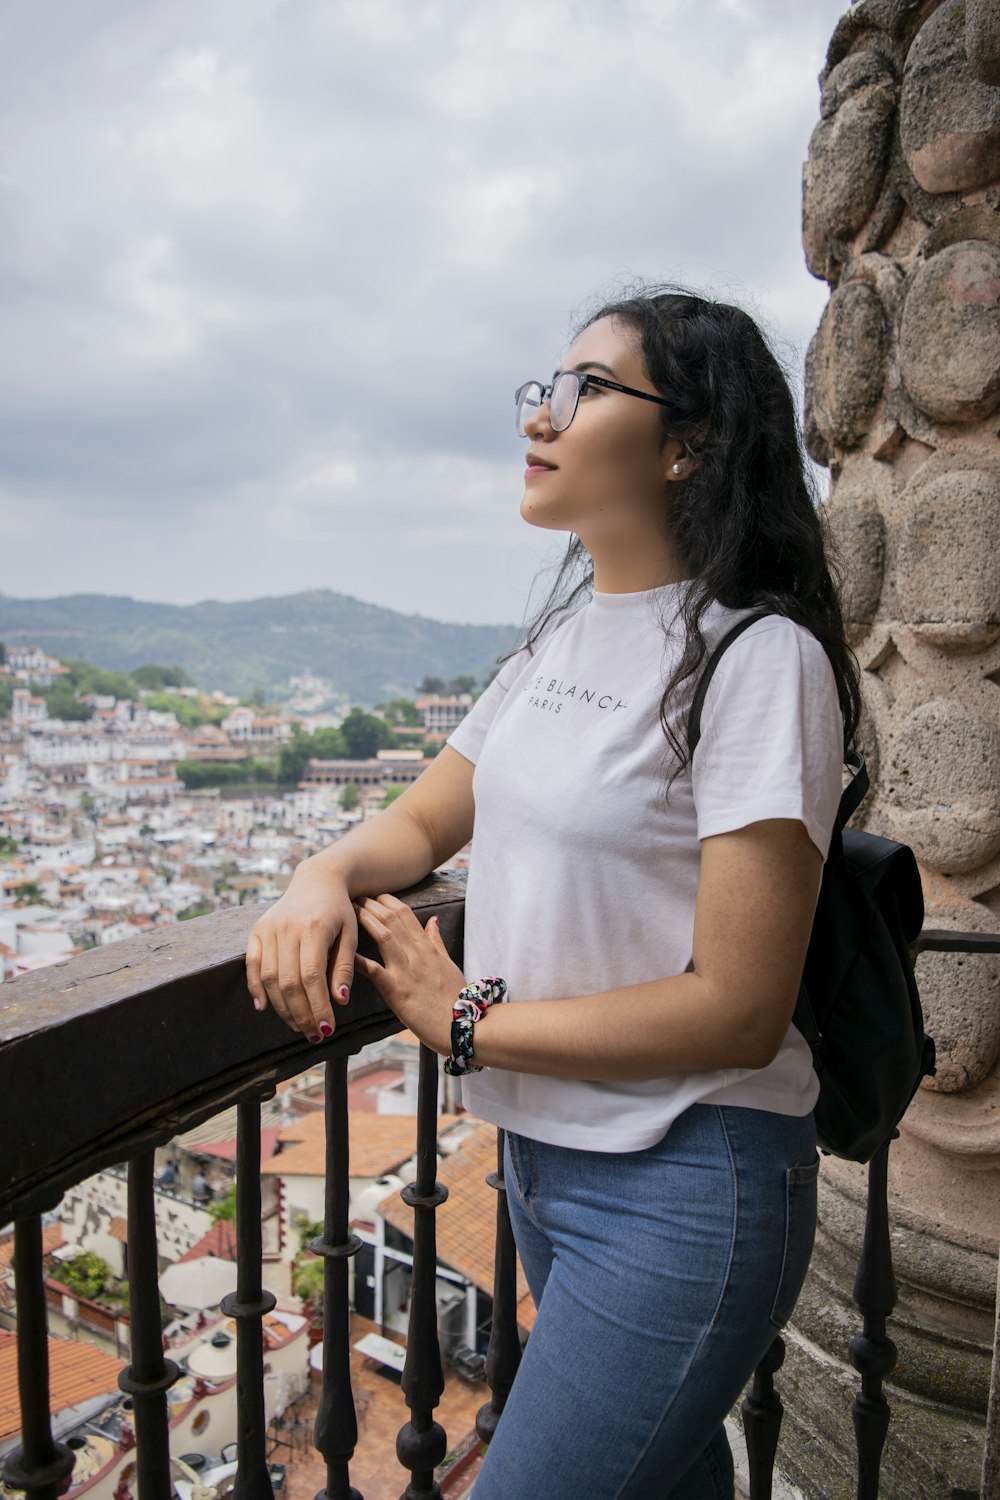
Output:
[447, 583, 844, 1153]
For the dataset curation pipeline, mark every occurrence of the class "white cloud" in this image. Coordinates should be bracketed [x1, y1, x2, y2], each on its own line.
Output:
[0, 0, 847, 621]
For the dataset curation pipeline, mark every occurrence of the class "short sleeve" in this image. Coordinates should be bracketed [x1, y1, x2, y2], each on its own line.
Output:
[691, 618, 844, 858]
[447, 669, 511, 765]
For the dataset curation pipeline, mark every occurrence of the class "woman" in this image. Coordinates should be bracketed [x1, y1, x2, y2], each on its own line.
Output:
[246, 288, 860, 1499]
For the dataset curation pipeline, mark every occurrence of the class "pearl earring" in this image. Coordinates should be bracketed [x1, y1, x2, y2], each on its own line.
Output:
[672, 463, 682, 475]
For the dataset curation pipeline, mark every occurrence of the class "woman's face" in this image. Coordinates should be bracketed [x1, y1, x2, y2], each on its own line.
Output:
[520, 316, 679, 549]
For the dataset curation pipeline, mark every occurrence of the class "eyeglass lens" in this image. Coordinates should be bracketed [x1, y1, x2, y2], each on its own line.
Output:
[515, 372, 583, 436]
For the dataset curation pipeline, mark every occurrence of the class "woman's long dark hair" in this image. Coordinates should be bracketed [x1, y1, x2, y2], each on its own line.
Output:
[507, 287, 861, 771]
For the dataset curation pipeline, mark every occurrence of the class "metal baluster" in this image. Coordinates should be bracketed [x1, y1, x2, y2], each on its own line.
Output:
[220, 1099, 278, 1499]
[396, 1044, 448, 1500]
[119, 1153, 180, 1499]
[476, 1129, 521, 1446]
[849, 1139, 897, 1500]
[741, 1335, 785, 1500]
[312, 1056, 363, 1500]
[0, 1216, 75, 1500]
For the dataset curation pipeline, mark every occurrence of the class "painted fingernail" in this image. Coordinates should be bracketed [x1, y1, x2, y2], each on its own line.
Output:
[319, 1022, 334, 1036]
[252, 998, 264, 1012]
[338, 986, 350, 1002]
[308, 1033, 321, 1044]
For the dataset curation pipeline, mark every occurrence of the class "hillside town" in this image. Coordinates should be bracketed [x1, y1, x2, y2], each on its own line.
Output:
[0, 643, 477, 980]
[0, 644, 506, 1497]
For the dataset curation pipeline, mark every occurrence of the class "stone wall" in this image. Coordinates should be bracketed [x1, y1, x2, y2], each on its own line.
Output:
[795, 2, 1000, 1494]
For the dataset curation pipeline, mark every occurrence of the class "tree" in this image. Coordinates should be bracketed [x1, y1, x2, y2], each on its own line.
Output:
[277, 726, 347, 785]
[0, 835, 19, 856]
[382, 785, 405, 807]
[340, 708, 394, 760]
[133, 664, 192, 690]
[340, 780, 359, 811]
[144, 692, 224, 729]
[448, 675, 477, 695]
[14, 880, 47, 906]
[43, 681, 93, 721]
[375, 698, 421, 727]
[60, 1251, 111, 1301]
[208, 1183, 237, 1222]
[417, 676, 445, 695]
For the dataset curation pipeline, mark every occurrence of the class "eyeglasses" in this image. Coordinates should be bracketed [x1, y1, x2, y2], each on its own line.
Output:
[514, 371, 674, 436]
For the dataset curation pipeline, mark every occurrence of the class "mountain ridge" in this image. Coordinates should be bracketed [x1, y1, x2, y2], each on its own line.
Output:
[0, 590, 522, 703]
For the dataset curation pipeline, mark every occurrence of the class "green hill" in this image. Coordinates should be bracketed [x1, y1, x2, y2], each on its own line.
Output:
[0, 591, 521, 703]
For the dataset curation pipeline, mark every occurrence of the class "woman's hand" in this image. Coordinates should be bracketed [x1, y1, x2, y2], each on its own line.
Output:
[245, 861, 357, 1043]
[354, 893, 466, 1055]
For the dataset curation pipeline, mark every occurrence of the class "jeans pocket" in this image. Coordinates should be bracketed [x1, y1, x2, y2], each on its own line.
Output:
[769, 1156, 820, 1328]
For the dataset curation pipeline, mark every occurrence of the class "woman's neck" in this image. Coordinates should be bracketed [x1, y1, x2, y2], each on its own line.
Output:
[588, 536, 690, 595]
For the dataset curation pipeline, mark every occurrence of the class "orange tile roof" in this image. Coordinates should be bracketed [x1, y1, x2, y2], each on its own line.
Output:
[0, 1224, 64, 1271]
[0, 1330, 124, 1443]
[177, 1220, 238, 1264]
[262, 1110, 461, 1181]
[108, 1217, 128, 1243]
[379, 1123, 536, 1333]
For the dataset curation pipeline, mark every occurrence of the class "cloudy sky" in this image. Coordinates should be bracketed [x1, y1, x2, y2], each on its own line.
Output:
[2, 0, 848, 627]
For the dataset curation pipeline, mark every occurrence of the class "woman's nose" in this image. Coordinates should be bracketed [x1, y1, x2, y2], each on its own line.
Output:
[523, 397, 554, 441]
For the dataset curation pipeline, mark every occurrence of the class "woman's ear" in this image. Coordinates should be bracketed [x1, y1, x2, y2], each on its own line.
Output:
[665, 443, 698, 482]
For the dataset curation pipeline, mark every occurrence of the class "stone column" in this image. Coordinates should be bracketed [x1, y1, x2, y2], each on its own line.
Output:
[790, 3, 1000, 1495]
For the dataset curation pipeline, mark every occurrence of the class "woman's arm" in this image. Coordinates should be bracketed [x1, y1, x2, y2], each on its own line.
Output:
[245, 746, 475, 1038]
[354, 816, 823, 1079]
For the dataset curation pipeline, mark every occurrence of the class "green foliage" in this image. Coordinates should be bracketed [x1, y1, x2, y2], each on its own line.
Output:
[178, 904, 214, 921]
[43, 681, 94, 721]
[339, 780, 359, 811]
[208, 1183, 238, 1221]
[13, 880, 47, 906]
[277, 726, 348, 786]
[176, 757, 276, 790]
[60, 1251, 112, 1300]
[145, 692, 225, 728]
[382, 785, 405, 807]
[294, 1215, 325, 1253]
[62, 660, 138, 700]
[293, 1257, 324, 1313]
[417, 674, 476, 696]
[340, 708, 394, 760]
[0, 592, 519, 703]
[0, 835, 19, 856]
[132, 664, 192, 690]
[0, 678, 13, 714]
[376, 697, 421, 727]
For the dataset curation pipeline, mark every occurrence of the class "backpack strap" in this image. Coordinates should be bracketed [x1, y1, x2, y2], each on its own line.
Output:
[839, 749, 869, 827]
[687, 611, 774, 754]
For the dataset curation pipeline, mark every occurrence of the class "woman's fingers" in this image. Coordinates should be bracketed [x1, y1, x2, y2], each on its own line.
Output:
[245, 929, 268, 1013]
[273, 923, 333, 1042]
[328, 921, 358, 1007]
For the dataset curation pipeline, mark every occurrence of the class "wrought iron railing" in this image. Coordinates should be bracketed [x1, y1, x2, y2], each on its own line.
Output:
[0, 887, 997, 1499]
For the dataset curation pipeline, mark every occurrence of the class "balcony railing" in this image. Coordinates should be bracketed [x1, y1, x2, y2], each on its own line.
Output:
[1, 877, 998, 1499]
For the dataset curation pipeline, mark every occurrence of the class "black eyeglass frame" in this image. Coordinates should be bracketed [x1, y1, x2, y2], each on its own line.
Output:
[514, 371, 675, 435]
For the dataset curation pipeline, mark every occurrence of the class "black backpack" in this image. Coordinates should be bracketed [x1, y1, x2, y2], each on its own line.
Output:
[688, 613, 936, 1164]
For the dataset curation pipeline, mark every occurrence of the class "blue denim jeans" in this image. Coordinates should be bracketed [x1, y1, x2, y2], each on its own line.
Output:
[472, 1103, 819, 1500]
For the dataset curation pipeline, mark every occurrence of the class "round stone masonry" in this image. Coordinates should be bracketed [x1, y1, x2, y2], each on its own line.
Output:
[897, 458, 1000, 649]
[807, 280, 889, 449]
[898, 239, 1000, 424]
[824, 457, 888, 635]
[900, 0, 1000, 195]
[885, 697, 1000, 873]
[802, 47, 898, 279]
